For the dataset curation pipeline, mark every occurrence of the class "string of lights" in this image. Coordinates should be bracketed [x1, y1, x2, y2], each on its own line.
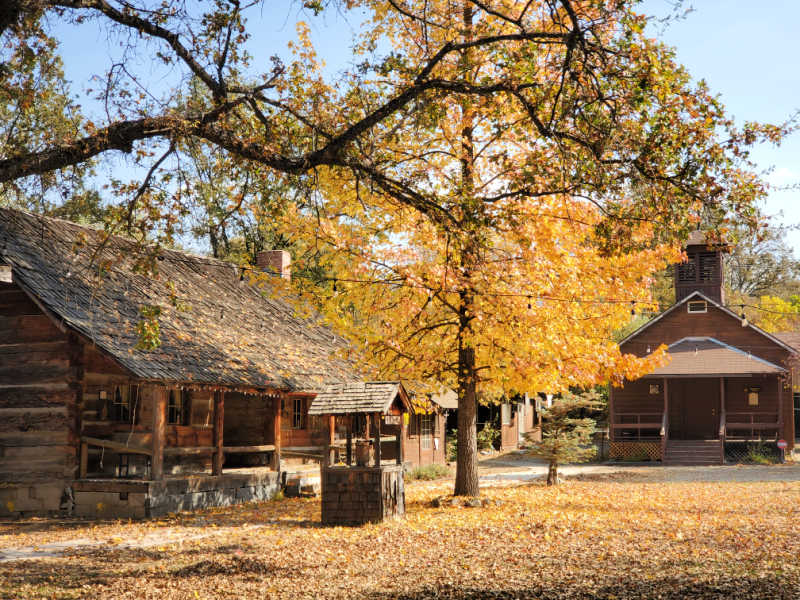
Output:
[4, 232, 800, 319]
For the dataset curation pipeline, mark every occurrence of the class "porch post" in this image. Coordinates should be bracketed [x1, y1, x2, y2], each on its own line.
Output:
[212, 390, 225, 476]
[397, 411, 406, 466]
[720, 377, 726, 463]
[152, 386, 166, 481]
[271, 396, 282, 472]
[373, 412, 382, 466]
[778, 376, 784, 441]
[661, 378, 668, 461]
[608, 385, 615, 442]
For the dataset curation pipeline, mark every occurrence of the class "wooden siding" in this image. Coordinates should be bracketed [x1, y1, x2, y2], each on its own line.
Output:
[621, 302, 792, 367]
[620, 300, 796, 447]
[402, 413, 447, 466]
[0, 281, 76, 484]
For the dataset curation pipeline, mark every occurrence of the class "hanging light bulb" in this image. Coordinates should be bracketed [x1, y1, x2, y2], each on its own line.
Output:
[630, 300, 636, 316]
[646, 345, 651, 354]
[740, 304, 748, 327]
[527, 296, 532, 310]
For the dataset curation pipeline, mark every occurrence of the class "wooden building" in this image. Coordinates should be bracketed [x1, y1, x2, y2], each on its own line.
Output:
[499, 394, 538, 451]
[0, 208, 359, 518]
[308, 382, 451, 467]
[612, 232, 799, 464]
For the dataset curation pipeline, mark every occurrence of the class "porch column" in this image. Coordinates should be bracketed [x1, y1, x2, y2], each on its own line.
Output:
[328, 415, 336, 446]
[373, 412, 382, 467]
[720, 377, 726, 463]
[661, 378, 668, 460]
[397, 411, 406, 466]
[152, 386, 167, 481]
[271, 396, 282, 472]
[608, 385, 615, 441]
[778, 377, 784, 439]
[212, 390, 224, 476]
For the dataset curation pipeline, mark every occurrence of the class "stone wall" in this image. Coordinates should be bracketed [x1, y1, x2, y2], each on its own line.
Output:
[321, 464, 404, 525]
[71, 470, 281, 519]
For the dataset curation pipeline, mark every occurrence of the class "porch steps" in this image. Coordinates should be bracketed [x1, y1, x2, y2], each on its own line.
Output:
[663, 440, 723, 465]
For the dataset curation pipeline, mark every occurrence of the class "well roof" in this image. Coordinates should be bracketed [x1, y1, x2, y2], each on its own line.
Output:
[644, 337, 787, 377]
[0, 208, 359, 391]
[308, 381, 409, 415]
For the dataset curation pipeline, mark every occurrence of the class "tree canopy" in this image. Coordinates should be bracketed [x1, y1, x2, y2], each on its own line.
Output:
[0, 0, 789, 495]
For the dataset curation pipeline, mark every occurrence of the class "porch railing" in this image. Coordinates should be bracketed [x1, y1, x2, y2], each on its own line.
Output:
[79, 436, 276, 479]
[724, 412, 780, 441]
[612, 412, 663, 441]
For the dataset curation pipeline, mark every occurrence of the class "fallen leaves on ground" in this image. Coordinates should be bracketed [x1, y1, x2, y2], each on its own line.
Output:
[2, 479, 800, 599]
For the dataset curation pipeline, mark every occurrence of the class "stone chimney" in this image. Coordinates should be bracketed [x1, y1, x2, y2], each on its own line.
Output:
[256, 250, 291, 281]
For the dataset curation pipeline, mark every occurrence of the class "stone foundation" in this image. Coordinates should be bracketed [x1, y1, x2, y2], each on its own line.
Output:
[0, 481, 69, 518]
[73, 470, 282, 518]
[1, 469, 281, 520]
[321, 464, 404, 525]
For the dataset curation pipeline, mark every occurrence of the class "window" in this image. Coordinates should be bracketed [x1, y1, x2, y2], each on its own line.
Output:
[109, 385, 138, 423]
[687, 300, 707, 314]
[747, 386, 760, 406]
[649, 384, 660, 395]
[420, 414, 434, 449]
[167, 389, 190, 425]
[292, 397, 306, 429]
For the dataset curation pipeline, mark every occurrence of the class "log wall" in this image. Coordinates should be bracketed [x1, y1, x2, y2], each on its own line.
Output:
[0, 281, 77, 515]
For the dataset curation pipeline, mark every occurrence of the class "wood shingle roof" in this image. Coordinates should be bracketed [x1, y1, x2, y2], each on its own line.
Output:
[308, 382, 408, 415]
[0, 208, 359, 391]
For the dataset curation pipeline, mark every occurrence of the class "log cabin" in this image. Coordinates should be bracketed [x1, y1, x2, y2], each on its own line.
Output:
[0, 208, 361, 518]
[611, 231, 800, 464]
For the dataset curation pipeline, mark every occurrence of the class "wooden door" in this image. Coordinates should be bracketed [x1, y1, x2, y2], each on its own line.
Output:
[670, 379, 719, 439]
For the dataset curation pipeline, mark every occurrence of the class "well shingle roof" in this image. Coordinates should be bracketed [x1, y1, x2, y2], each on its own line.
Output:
[646, 337, 787, 377]
[0, 208, 359, 390]
[308, 381, 407, 415]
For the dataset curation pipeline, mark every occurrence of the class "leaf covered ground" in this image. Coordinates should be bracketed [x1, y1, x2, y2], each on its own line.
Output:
[2, 478, 799, 599]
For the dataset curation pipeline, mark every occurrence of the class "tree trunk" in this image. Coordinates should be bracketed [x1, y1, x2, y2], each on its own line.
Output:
[454, 346, 480, 496]
[547, 460, 558, 486]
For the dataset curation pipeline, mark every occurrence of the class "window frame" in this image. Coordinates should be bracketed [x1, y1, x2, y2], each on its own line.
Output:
[687, 300, 708, 314]
[420, 413, 434, 450]
[292, 397, 306, 430]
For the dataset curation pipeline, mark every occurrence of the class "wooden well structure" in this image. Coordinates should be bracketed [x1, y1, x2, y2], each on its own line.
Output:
[309, 382, 410, 525]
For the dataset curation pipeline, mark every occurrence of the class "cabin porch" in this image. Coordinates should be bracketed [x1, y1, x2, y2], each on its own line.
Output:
[610, 375, 786, 464]
[75, 384, 284, 517]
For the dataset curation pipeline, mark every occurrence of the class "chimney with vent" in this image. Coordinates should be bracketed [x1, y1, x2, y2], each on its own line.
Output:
[256, 250, 291, 281]
[674, 230, 728, 304]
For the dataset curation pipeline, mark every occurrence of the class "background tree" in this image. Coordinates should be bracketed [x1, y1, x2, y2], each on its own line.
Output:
[0, 6, 98, 218]
[725, 220, 800, 298]
[525, 391, 600, 486]
[0, 1, 787, 496]
[277, 0, 779, 496]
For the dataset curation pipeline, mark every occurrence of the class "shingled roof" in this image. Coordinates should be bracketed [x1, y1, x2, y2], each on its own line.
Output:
[644, 337, 787, 377]
[0, 208, 359, 391]
[308, 382, 410, 415]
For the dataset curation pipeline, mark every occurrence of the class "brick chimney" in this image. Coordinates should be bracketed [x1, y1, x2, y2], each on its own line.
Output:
[256, 250, 291, 281]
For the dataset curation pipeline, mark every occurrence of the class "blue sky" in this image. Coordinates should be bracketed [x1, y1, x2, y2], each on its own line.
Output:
[52, 1, 800, 252]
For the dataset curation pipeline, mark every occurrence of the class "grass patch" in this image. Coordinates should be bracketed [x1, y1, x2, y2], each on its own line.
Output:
[406, 463, 452, 480]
